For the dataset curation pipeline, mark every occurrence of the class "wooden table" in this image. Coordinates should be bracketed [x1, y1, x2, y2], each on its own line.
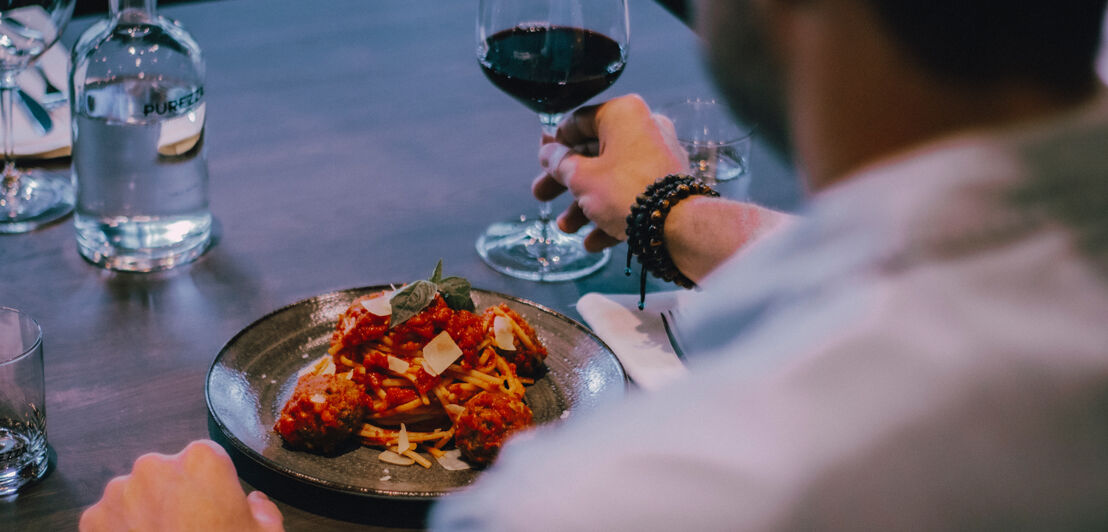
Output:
[0, 0, 798, 529]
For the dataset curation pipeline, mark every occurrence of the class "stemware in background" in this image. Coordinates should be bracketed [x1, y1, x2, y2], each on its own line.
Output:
[476, 0, 629, 282]
[0, 307, 50, 496]
[0, 0, 76, 233]
[660, 97, 755, 201]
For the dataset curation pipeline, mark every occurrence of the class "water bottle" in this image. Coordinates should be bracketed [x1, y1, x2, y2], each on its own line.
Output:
[71, 0, 210, 272]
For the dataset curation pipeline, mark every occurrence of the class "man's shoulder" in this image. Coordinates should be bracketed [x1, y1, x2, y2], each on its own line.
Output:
[692, 209, 1108, 382]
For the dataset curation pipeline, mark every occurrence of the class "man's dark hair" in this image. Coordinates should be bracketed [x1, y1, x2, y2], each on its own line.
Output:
[867, 1, 1107, 94]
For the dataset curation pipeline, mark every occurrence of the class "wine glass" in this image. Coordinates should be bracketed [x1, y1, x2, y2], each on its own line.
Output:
[0, 0, 75, 234]
[476, 0, 629, 281]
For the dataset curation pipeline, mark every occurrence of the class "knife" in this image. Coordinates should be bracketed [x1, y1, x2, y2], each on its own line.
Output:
[16, 88, 52, 135]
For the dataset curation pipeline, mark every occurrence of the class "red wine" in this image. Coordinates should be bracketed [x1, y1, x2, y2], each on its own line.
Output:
[479, 25, 626, 116]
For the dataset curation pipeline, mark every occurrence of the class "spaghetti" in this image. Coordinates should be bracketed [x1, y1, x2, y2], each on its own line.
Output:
[274, 282, 547, 468]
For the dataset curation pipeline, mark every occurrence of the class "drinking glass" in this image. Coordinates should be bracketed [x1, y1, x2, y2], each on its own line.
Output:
[660, 98, 755, 200]
[476, 0, 629, 281]
[0, 307, 49, 496]
[0, 0, 76, 233]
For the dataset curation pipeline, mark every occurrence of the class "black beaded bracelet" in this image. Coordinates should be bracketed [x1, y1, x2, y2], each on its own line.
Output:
[625, 174, 719, 309]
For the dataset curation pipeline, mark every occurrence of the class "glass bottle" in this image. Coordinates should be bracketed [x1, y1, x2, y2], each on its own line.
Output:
[70, 0, 210, 272]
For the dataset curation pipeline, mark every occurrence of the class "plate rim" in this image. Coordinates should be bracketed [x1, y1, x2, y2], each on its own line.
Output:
[205, 284, 628, 501]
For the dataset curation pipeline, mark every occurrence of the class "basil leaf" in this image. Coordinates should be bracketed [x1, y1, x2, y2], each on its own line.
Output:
[429, 259, 444, 284]
[436, 276, 475, 312]
[389, 280, 437, 328]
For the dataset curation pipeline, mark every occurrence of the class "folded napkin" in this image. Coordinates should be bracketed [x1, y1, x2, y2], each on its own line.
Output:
[5, 42, 204, 159]
[11, 42, 70, 159]
[577, 291, 695, 391]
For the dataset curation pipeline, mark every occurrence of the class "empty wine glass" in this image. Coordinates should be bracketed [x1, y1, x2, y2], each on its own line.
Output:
[0, 0, 76, 233]
[476, 0, 629, 281]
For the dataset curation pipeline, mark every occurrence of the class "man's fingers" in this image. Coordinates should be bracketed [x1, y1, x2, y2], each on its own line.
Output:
[580, 140, 600, 156]
[538, 142, 573, 179]
[532, 173, 567, 202]
[556, 201, 623, 250]
[79, 504, 115, 532]
[98, 476, 128, 507]
[584, 229, 622, 252]
[556, 104, 600, 147]
[179, 440, 236, 480]
[557, 94, 655, 151]
[248, 491, 285, 531]
[651, 113, 677, 139]
[556, 201, 590, 234]
[538, 142, 592, 191]
[80, 476, 129, 532]
[128, 453, 174, 495]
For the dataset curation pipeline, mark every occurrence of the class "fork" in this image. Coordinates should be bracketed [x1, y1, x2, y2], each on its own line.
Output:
[34, 64, 66, 109]
[659, 308, 688, 361]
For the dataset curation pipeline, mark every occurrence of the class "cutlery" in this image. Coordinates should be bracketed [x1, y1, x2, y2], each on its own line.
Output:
[34, 64, 65, 109]
[659, 309, 687, 361]
[16, 88, 52, 135]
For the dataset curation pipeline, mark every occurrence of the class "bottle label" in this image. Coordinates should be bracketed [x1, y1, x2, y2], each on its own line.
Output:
[143, 86, 204, 117]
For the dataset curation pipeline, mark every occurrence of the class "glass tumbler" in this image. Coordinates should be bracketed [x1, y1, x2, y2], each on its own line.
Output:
[660, 98, 754, 200]
[0, 307, 49, 496]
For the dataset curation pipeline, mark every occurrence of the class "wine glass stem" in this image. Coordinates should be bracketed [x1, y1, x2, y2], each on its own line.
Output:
[1, 73, 19, 190]
[537, 112, 563, 230]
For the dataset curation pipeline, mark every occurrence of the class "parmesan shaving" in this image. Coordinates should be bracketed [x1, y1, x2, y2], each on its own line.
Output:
[387, 355, 410, 374]
[378, 450, 415, 466]
[360, 291, 393, 316]
[296, 362, 315, 378]
[319, 356, 336, 375]
[404, 449, 433, 469]
[434, 449, 471, 471]
[398, 423, 410, 453]
[421, 331, 463, 376]
[492, 316, 516, 351]
[309, 393, 327, 404]
[297, 354, 333, 377]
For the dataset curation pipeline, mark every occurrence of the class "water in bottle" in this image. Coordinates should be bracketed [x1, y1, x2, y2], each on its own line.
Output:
[72, 0, 210, 272]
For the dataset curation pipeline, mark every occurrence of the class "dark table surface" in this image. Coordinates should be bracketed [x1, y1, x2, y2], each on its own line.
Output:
[0, 0, 799, 529]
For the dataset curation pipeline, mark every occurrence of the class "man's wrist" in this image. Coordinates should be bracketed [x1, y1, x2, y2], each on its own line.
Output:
[624, 174, 719, 308]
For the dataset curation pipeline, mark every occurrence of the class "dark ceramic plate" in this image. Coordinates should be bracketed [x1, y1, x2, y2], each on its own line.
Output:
[205, 286, 627, 501]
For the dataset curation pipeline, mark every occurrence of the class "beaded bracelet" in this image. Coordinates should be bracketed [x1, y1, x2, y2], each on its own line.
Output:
[625, 174, 719, 309]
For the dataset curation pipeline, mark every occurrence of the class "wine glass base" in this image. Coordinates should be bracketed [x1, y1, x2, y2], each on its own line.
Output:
[476, 215, 610, 282]
[0, 169, 75, 234]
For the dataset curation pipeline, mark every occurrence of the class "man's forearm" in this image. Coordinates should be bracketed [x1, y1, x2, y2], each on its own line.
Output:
[664, 196, 791, 282]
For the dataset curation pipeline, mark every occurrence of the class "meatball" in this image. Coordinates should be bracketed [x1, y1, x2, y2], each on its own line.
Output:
[274, 374, 366, 454]
[454, 391, 533, 465]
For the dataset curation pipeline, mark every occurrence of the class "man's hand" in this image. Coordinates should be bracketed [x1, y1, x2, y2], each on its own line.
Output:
[80, 440, 285, 532]
[533, 94, 688, 252]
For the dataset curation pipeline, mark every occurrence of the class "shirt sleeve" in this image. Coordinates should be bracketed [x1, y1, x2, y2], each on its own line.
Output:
[428, 282, 1108, 531]
[427, 363, 803, 532]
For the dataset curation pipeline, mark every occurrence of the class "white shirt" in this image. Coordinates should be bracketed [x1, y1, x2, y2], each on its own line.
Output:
[429, 96, 1108, 531]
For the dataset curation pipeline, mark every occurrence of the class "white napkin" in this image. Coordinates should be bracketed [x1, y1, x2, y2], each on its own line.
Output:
[577, 291, 693, 391]
[10, 42, 70, 158]
[5, 42, 204, 159]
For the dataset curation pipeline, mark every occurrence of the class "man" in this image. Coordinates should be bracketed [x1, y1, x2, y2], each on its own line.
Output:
[82, 0, 1108, 530]
[429, 0, 1108, 529]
